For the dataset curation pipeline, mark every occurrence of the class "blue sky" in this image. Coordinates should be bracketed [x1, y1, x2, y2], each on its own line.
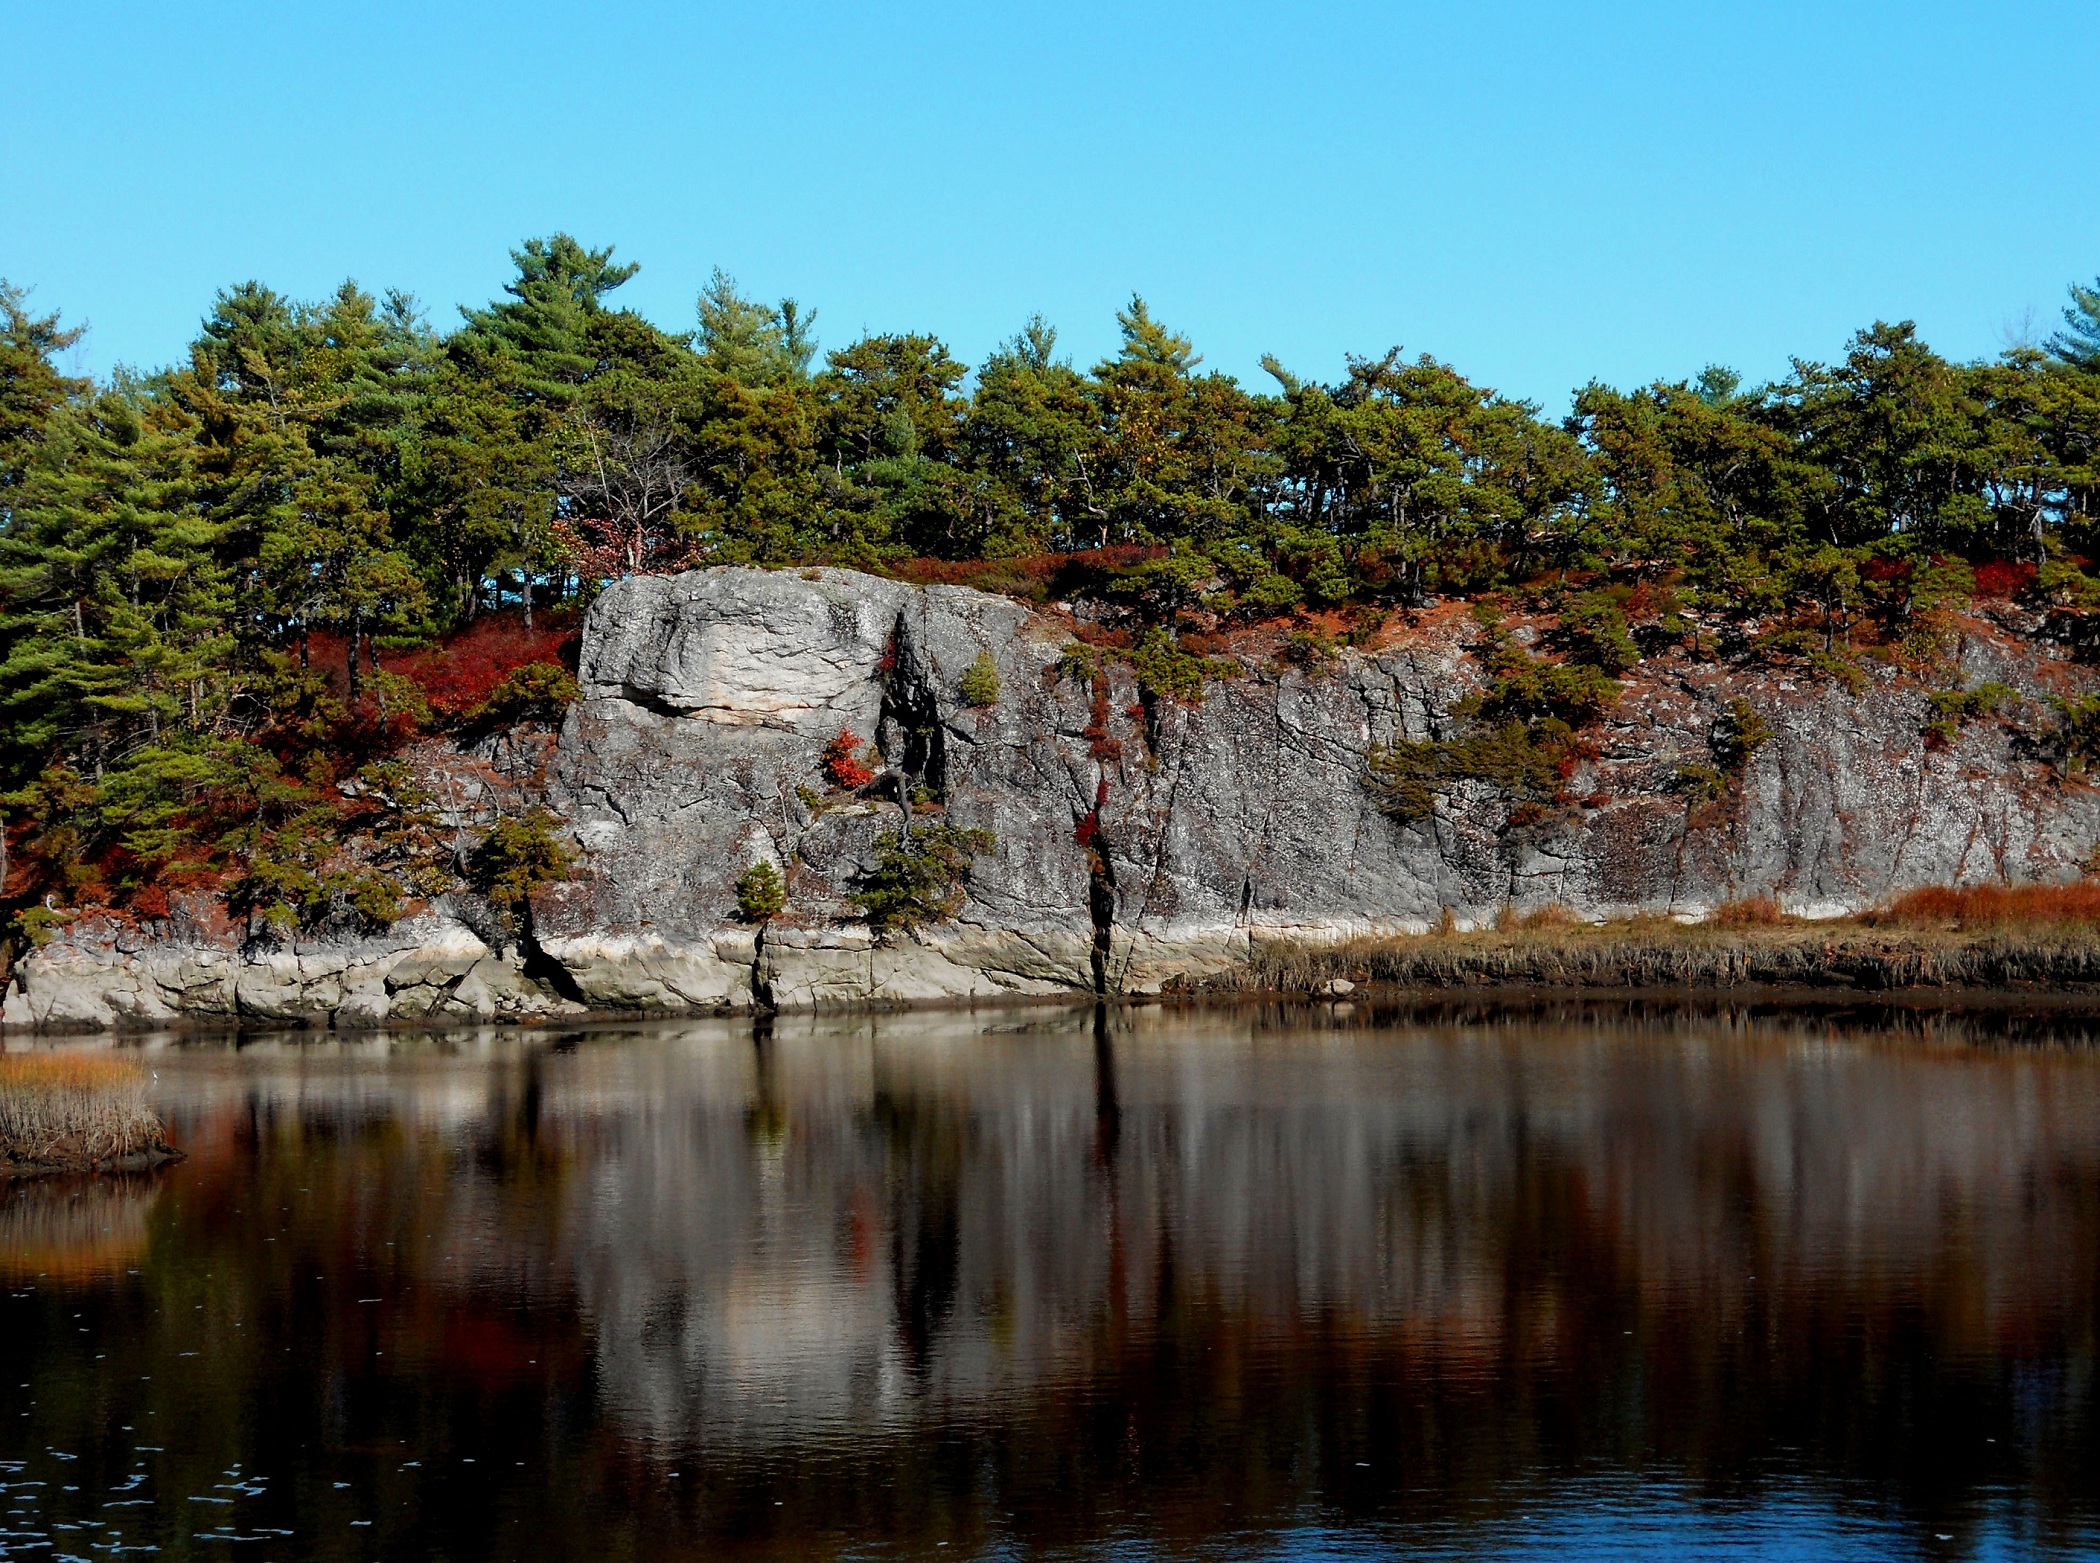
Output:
[5, 0, 2095, 410]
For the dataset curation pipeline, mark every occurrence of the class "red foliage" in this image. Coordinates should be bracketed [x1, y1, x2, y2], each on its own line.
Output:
[1971, 559, 2037, 601]
[887, 548, 1170, 602]
[1859, 558, 1914, 584]
[1070, 544, 1170, 572]
[1068, 621, 1134, 651]
[1083, 691, 1121, 762]
[823, 730, 876, 790]
[887, 555, 1065, 592]
[1074, 776, 1112, 853]
[1874, 881, 2100, 929]
[385, 613, 581, 721]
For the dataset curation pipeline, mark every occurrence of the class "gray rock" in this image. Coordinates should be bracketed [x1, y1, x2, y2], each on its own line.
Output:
[12, 564, 2100, 1029]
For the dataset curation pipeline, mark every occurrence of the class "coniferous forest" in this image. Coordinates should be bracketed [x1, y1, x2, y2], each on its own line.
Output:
[2, 234, 2099, 938]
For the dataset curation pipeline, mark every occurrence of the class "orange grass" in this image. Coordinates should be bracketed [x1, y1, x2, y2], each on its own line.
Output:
[0, 1053, 167, 1167]
[1710, 895, 1790, 927]
[1868, 882, 2100, 930]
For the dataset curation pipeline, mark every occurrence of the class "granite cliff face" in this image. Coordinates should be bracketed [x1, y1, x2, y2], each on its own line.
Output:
[8, 566, 2099, 1028]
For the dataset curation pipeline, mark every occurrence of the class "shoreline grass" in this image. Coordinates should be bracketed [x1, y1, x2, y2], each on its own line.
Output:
[1187, 888, 2100, 999]
[0, 1055, 173, 1170]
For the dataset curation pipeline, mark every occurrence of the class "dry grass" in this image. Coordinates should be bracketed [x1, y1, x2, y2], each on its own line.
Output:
[1709, 895, 1789, 927]
[1199, 885, 2100, 999]
[0, 1053, 169, 1168]
[1866, 882, 2100, 931]
[1494, 903, 1583, 932]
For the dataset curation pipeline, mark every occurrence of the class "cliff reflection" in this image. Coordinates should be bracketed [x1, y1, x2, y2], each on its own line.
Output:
[536, 1006, 2100, 1522]
[22, 1006, 2098, 1556]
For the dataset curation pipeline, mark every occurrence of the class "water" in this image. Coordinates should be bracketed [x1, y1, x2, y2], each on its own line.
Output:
[2, 999, 2099, 1560]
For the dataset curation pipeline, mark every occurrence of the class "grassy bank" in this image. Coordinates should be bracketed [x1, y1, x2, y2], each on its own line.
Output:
[1189, 887, 2100, 998]
[0, 1055, 175, 1171]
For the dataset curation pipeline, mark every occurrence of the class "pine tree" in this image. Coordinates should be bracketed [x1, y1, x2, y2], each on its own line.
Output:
[695, 269, 818, 387]
[0, 282, 88, 530]
[454, 235, 639, 403]
[0, 386, 231, 836]
[2051, 278, 2100, 372]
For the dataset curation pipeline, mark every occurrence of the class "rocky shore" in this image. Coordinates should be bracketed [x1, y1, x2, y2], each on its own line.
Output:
[8, 565, 2100, 1031]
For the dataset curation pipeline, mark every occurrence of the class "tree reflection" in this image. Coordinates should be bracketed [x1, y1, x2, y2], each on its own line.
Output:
[0, 1009, 2095, 1559]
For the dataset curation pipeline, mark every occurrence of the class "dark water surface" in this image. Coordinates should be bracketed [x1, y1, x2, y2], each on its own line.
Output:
[4, 1001, 2100, 1560]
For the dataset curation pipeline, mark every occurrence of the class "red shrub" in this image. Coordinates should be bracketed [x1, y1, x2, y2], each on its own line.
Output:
[889, 555, 1066, 597]
[386, 613, 581, 721]
[1710, 895, 1787, 926]
[1068, 621, 1134, 651]
[1083, 691, 1121, 762]
[1971, 559, 2037, 601]
[823, 730, 876, 790]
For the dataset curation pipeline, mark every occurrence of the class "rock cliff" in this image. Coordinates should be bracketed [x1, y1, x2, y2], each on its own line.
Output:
[9, 565, 2099, 1029]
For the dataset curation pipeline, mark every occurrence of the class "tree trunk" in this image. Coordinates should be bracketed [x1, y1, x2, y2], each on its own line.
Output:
[522, 568, 534, 633]
[347, 612, 362, 704]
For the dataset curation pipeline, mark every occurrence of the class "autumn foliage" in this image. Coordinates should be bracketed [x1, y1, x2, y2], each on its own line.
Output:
[382, 613, 581, 723]
[823, 730, 876, 790]
[1871, 881, 2100, 930]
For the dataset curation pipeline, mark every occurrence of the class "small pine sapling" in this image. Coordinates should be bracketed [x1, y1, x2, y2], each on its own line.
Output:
[736, 861, 785, 922]
[958, 652, 1002, 708]
[856, 824, 997, 931]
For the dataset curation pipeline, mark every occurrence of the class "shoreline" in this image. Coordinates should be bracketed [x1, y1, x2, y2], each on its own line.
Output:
[13, 921, 2100, 1037]
[0, 1147, 186, 1178]
[1175, 920, 2100, 999]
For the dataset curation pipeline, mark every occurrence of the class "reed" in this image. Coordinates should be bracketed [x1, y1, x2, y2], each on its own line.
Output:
[0, 1054, 171, 1169]
[1195, 897, 2100, 999]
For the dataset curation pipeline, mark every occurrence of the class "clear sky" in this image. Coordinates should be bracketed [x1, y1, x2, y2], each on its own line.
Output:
[5, 0, 2096, 410]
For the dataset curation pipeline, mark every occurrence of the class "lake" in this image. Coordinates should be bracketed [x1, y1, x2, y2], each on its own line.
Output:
[2, 999, 2099, 1560]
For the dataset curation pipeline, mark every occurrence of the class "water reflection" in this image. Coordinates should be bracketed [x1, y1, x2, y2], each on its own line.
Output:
[0, 1003, 2096, 1558]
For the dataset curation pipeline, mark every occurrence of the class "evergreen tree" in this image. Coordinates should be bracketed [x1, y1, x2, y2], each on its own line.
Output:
[454, 235, 639, 402]
[2050, 278, 2100, 372]
[0, 282, 88, 529]
[695, 269, 817, 387]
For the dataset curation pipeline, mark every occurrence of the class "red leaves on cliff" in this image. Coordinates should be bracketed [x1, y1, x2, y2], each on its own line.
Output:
[823, 731, 876, 790]
[1083, 689, 1122, 763]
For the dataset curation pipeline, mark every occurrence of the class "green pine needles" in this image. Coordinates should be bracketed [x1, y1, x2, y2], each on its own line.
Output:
[735, 860, 785, 922]
[958, 651, 1002, 707]
[467, 808, 575, 934]
[856, 824, 996, 931]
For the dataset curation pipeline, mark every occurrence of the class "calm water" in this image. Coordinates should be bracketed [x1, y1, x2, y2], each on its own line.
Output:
[3, 1001, 2100, 1561]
